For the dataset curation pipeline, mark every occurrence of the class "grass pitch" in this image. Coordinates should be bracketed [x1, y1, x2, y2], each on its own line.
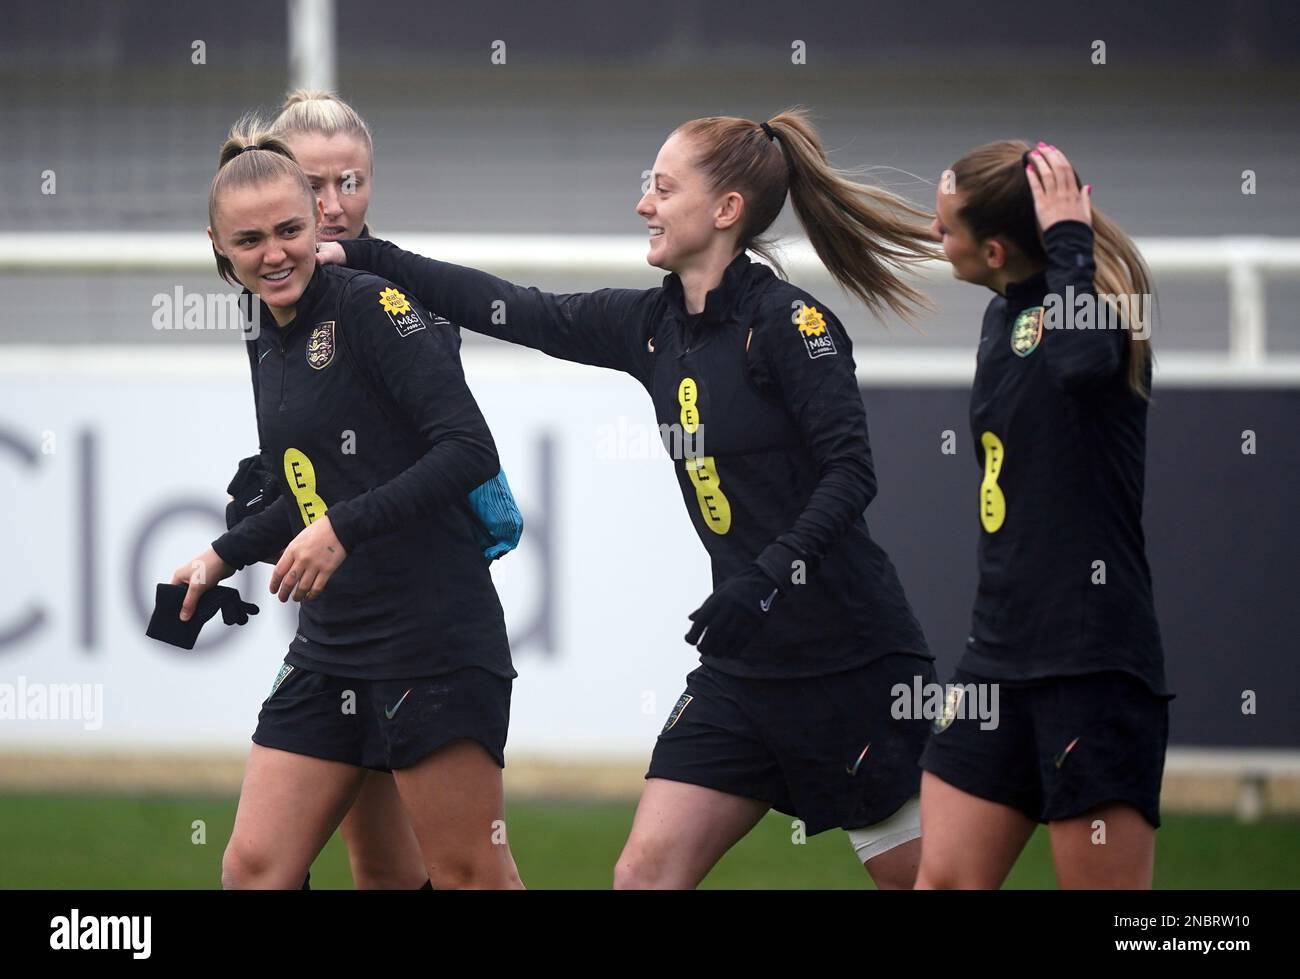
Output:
[1, 794, 1297, 889]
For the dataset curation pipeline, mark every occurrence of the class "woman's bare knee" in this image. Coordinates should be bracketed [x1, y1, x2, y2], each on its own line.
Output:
[224, 745, 365, 890]
[221, 839, 260, 889]
[427, 849, 522, 890]
[914, 863, 972, 890]
[612, 860, 649, 890]
[613, 779, 768, 890]
[222, 838, 301, 890]
[613, 835, 669, 890]
[613, 843, 689, 891]
[348, 859, 427, 890]
[390, 741, 522, 889]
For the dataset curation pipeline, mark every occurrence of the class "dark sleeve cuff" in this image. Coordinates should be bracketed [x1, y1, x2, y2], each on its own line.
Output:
[211, 533, 254, 572]
[753, 541, 802, 593]
[1043, 219, 1094, 250]
[325, 502, 362, 553]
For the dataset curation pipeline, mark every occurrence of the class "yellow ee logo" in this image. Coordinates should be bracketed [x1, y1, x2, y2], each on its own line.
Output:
[979, 431, 1005, 533]
[685, 457, 731, 535]
[284, 448, 328, 527]
[677, 377, 700, 433]
[677, 377, 731, 534]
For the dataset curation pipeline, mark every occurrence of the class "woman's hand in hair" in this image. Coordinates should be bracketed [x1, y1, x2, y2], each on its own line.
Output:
[1026, 144, 1092, 232]
[269, 516, 348, 604]
[316, 241, 346, 266]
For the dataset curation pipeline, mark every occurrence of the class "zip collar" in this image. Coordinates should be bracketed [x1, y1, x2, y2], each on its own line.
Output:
[1001, 269, 1049, 314]
[662, 252, 771, 326]
[250, 264, 332, 342]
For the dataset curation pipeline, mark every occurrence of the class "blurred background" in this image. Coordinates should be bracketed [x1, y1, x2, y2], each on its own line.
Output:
[0, 0, 1297, 888]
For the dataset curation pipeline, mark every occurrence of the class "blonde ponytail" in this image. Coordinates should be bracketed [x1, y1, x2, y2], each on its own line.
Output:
[673, 107, 939, 322]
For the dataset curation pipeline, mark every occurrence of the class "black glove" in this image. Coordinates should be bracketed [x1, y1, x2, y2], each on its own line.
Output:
[225, 455, 280, 531]
[145, 583, 259, 649]
[684, 565, 783, 659]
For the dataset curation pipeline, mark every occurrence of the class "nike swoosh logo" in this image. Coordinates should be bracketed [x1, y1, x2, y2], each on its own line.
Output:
[258, 349, 272, 363]
[384, 688, 412, 720]
[759, 588, 778, 613]
[846, 742, 871, 775]
[244, 493, 263, 508]
[1054, 736, 1080, 769]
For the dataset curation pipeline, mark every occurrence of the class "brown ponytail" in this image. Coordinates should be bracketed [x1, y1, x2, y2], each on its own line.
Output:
[951, 139, 1154, 397]
[672, 107, 940, 322]
[208, 114, 314, 286]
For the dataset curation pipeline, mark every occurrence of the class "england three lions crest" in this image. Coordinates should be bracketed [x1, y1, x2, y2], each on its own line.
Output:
[307, 321, 336, 370]
[932, 684, 967, 734]
[1011, 306, 1044, 358]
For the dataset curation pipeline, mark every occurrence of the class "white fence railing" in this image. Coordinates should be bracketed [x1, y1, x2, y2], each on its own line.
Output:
[3, 232, 1300, 385]
[1164, 748, 1300, 822]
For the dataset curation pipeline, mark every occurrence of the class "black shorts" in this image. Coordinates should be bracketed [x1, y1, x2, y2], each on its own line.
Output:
[251, 662, 511, 772]
[647, 653, 935, 836]
[919, 668, 1170, 827]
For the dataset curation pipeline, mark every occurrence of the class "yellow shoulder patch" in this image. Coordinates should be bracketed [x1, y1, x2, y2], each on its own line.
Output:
[792, 303, 837, 359]
[795, 305, 827, 337]
[378, 287, 411, 316]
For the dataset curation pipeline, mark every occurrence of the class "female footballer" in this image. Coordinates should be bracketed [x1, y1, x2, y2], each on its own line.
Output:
[916, 142, 1170, 889]
[322, 108, 939, 888]
[172, 117, 523, 889]
[225, 90, 427, 891]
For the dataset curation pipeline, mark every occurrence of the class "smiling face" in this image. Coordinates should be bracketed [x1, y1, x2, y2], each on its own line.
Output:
[209, 176, 322, 320]
[635, 131, 740, 273]
[284, 131, 372, 240]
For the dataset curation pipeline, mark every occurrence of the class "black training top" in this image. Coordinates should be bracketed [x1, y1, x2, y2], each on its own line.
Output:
[223, 221, 469, 552]
[341, 239, 930, 679]
[961, 220, 1166, 695]
[210, 264, 514, 681]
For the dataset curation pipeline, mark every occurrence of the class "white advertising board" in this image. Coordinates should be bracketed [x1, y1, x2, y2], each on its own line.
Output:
[0, 349, 712, 759]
